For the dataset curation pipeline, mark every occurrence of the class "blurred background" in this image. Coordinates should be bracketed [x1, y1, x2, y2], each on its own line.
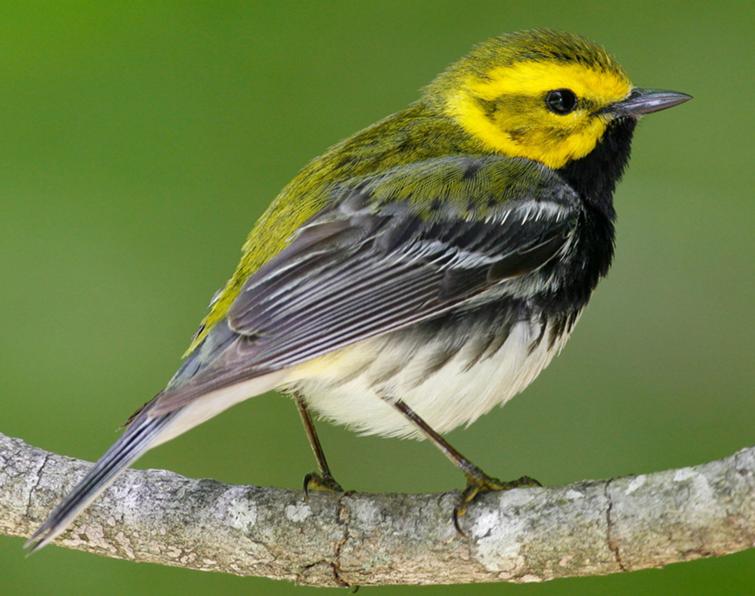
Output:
[0, 1, 752, 594]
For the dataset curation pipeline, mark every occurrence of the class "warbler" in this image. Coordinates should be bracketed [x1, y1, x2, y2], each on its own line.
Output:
[28, 29, 690, 551]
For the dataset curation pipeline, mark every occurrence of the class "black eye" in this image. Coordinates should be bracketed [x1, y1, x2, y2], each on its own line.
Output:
[545, 89, 578, 115]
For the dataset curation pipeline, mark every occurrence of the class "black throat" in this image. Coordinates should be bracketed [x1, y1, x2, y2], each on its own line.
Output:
[551, 117, 637, 298]
[557, 117, 636, 220]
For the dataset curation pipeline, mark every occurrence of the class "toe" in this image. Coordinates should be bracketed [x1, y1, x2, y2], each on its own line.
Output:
[453, 472, 541, 535]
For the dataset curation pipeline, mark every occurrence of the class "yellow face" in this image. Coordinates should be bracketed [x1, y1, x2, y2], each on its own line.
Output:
[446, 60, 632, 169]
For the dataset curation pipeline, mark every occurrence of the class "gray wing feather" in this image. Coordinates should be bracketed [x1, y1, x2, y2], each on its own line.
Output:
[150, 156, 579, 415]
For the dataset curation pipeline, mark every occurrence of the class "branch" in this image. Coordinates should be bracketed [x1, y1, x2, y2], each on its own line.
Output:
[1, 432, 752, 587]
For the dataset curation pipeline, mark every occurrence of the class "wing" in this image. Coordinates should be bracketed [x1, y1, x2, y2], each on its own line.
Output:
[150, 155, 580, 414]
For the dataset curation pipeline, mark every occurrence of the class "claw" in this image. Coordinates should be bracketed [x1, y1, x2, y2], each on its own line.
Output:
[453, 473, 541, 536]
[303, 472, 344, 497]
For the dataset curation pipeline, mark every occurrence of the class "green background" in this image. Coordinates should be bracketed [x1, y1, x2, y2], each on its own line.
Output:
[1, 1, 752, 594]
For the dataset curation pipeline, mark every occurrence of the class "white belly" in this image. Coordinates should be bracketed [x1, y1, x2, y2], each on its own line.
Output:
[288, 316, 577, 439]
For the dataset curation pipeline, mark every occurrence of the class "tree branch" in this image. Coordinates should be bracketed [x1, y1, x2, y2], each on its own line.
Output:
[1, 432, 752, 587]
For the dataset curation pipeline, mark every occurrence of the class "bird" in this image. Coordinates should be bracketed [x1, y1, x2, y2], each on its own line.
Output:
[26, 29, 691, 551]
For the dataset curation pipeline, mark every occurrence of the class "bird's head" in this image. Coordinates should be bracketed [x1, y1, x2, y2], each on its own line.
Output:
[428, 30, 690, 169]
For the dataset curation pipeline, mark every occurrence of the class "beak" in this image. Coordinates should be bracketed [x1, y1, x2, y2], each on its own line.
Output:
[607, 88, 692, 117]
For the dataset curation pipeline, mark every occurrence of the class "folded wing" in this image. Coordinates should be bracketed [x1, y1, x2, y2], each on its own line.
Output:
[151, 155, 579, 414]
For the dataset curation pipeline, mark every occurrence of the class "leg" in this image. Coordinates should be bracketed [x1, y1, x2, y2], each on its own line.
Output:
[388, 398, 540, 532]
[294, 393, 344, 495]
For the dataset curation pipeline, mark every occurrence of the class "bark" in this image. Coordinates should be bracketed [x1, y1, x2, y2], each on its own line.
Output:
[0, 432, 752, 587]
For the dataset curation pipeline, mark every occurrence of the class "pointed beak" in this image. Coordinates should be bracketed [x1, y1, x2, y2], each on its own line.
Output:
[607, 88, 692, 117]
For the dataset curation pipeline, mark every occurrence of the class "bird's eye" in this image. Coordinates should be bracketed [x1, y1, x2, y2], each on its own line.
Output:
[545, 89, 578, 115]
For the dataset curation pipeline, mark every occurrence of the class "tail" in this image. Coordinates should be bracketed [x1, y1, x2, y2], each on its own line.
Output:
[24, 411, 177, 554]
[25, 328, 288, 553]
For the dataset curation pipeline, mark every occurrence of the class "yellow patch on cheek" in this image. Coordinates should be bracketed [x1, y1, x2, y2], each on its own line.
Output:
[447, 91, 607, 169]
[547, 116, 609, 165]
[446, 61, 631, 169]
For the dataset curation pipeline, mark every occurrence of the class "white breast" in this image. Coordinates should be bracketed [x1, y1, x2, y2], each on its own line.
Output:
[289, 315, 578, 440]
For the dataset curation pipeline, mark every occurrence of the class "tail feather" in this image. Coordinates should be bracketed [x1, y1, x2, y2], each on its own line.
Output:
[25, 412, 176, 554]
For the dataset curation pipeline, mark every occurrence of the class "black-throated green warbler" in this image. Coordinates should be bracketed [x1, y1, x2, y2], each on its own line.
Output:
[28, 29, 690, 551]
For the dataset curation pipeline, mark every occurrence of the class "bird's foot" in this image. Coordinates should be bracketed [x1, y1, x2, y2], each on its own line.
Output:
[303, 472, 344, 497]
[453, 471, 541, 535]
